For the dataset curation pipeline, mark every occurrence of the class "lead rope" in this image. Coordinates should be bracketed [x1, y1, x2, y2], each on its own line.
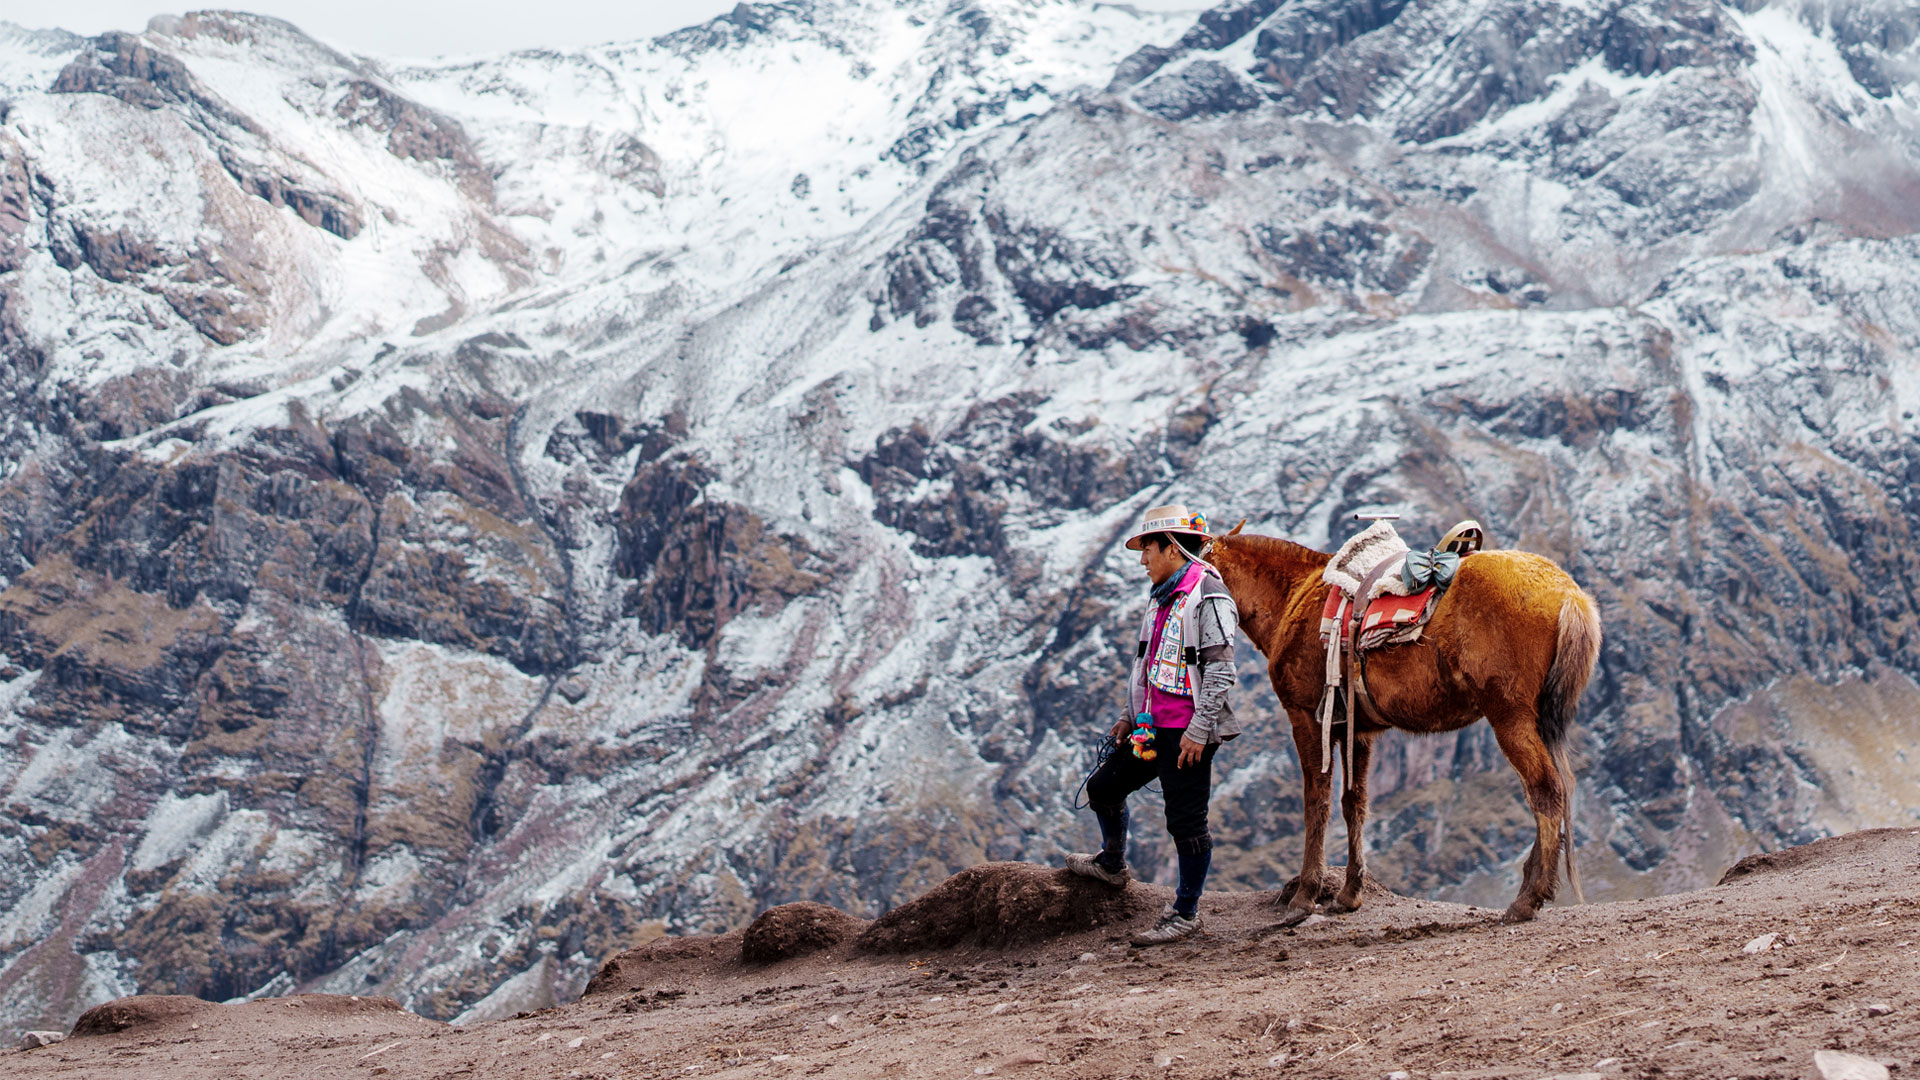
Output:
[1072, 730, 1118, 810]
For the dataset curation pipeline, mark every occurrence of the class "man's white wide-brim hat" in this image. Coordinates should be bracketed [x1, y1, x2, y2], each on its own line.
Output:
[1125, 504, 1211, 551]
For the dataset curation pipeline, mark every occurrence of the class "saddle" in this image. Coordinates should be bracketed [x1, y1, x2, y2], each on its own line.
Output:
[1314, 520, 1480, 778]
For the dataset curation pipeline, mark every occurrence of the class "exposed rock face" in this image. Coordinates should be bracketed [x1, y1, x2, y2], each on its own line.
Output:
[3, 0, 1920, 1047]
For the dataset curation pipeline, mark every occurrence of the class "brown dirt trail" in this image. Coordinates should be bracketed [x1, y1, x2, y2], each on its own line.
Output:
[9, 831, 1918, 1079]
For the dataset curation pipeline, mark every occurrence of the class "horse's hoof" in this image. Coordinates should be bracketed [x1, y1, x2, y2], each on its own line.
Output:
[1276, 905, 1317, 927]
[1502, 902, 1538, 923]
[1329, 893, 1363, 915]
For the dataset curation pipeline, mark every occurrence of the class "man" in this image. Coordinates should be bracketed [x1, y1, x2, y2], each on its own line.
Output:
[1066, 504, 1240, 945]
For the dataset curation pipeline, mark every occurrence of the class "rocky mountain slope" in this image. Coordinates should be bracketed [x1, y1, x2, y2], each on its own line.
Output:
[3, 0, 1920, 1040]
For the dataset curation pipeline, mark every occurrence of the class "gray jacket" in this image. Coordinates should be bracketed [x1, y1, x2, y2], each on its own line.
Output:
[1126, 567, 1241, 744]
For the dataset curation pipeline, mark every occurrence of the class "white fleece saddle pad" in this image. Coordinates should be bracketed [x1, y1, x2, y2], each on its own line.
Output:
[1323, 521, 1416, 599]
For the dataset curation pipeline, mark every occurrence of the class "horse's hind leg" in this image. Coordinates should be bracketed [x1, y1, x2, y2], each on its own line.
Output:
[1280, 706, 1332, 925]
[1330, 729, 1377, 913]
[1487, 708, 1566, 922]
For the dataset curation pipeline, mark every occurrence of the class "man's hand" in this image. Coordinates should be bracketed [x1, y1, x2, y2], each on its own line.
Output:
[1110, 717, 1132, 744]
[1177, 735, 1206, 768]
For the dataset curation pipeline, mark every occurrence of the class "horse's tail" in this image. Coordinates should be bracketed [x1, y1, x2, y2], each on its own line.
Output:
[1538, 589, 1601, 904]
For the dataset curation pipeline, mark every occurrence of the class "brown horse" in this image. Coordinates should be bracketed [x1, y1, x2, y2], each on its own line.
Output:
[1207, 526, 1602, 923]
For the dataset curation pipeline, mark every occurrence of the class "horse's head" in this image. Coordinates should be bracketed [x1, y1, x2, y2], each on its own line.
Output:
[1206, 523, 1327, 656]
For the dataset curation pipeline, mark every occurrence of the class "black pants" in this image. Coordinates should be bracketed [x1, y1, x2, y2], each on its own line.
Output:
[1085, 728, 1218, 847]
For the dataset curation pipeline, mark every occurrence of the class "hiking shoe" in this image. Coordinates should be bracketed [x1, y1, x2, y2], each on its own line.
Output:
[1130, 903, 1203, 946]
[1065, 852, 1130, 887]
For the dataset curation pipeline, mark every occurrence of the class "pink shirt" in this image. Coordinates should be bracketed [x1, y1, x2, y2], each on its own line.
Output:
[1144, 563, 1204, 729]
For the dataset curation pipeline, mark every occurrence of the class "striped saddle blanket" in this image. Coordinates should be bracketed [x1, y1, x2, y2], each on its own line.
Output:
[1319, 585, 1438, 652]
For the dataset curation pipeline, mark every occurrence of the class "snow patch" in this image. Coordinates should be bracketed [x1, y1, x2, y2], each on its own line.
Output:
[131, 791, 230, 873]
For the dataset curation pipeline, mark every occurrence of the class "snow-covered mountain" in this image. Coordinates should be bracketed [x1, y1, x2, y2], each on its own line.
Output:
[3, 0, 1920, 1036]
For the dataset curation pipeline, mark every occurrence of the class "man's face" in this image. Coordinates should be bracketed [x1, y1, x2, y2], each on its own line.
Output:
[1139, 537, 1188, 585]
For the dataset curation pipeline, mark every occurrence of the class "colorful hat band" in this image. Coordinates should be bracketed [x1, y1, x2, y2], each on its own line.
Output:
[1142, 513, 1208, 534]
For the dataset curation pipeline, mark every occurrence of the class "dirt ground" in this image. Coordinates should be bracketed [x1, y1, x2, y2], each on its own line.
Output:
[9, 828, 1918, 1080]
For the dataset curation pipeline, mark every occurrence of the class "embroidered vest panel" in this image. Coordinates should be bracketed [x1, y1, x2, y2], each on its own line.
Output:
[1146, 590, 1195, 697]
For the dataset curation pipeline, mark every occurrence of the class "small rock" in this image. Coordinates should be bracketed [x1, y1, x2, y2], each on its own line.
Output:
[825, 1013, 843, 1028]
[1077, 952, 1096, 963]
[1297, 914, 1328, 927]
[1537, 1074, 1602, 1080]
[20, 1031, 66, 1049]
[1814, 1050, 1890, 1080]
[1864, 1003, 1893, 1017]
[1742, 932, 1779, 954]
[1387, 1072, 1411, 1079]
[1593, 1059, 1621, 1069]
[1266, 1053, 1289, 1067]
[989, 1002, 1013, 1015]
[568, 1036, 587, 1048]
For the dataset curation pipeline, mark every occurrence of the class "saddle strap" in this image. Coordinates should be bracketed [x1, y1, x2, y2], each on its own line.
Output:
[1340, 555, 1408, 782]
[1316, 594, 1349, 773]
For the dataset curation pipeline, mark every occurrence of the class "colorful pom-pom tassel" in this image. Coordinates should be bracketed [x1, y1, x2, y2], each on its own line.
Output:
[1130, 714, 1156, 761]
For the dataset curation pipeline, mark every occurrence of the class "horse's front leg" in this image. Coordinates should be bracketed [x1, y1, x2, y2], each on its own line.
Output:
[1331, 729, 1377, 913]
[1281, 706, 1332, 925]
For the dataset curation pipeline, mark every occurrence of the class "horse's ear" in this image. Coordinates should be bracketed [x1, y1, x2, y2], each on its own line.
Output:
[1225, 518, 1246, 537]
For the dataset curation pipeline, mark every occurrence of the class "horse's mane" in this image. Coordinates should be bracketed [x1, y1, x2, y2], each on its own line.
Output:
[1209, 533, 1329, 613]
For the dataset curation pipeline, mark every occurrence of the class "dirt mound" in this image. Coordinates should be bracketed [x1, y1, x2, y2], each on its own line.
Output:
[593, 862, 1165, 981]
[70, 993, 411, 1039]
[71, 995, 213, 1037]
[583, 930, 745, 997]
[742, 901, 869, 964]
[854, 861, 1161, 953]
[1718, 826, 1920, 884]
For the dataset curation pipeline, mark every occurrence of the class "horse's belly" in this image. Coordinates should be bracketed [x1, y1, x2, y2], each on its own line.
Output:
[1361, 647, 1478, 732]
